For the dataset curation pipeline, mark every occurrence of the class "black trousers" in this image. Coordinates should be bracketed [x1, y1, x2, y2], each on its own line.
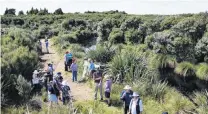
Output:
[65, 59, 72, 71]
[124, 105, 129, 114]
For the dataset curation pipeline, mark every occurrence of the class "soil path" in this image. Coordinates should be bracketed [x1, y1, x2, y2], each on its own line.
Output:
[40, 39, 93, 101]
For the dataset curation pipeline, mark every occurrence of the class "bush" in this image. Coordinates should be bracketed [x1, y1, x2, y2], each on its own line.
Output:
[87, 44, 115, 63]
[16, 75, 32, 103]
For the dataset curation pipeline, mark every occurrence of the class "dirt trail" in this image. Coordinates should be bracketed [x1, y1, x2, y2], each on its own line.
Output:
[40, 39, 93, 101]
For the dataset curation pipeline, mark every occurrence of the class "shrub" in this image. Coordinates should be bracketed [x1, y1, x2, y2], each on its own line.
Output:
[15, 75, 32, 103]
[87, 44, 115, 63]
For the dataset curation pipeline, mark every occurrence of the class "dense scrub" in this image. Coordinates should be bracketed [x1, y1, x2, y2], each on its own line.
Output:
[1, 8, 208, 113]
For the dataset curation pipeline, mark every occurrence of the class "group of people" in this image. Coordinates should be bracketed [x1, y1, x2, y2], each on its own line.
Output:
[64, 51, 78, 82]
[81, 58, 144, 114]
[31, 62, 71, 107]
[120, 85, 143, 114]
[33, 41, 167, 113]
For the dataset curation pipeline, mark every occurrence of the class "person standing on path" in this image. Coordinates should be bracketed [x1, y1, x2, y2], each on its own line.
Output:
[32, 70, 41, 94]
[70, 59, 78, 82]
[48, 81, 58, 107]
[82, 57, 89, 80]
[61, 81, 71, 105]
[93, 67, 103, 100]
[104, 75, 112, 106]
[64, 51, 73, 71]
[89, 60, 96, 78]
[45, 39, 49, 53]
[38, 40, 42, 55]
[120, 85, 133, 114]
[129, 92, 143, 114]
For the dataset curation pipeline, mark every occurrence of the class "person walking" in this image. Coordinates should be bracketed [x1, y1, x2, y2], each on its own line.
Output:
[104, 75, 112, 106]
[45, 39, 49, 53]
[120, 85, 133, 114]
[61, 81, 71, 105]
[89, 60, 96, 78]
[32, 70, 41, 94]
[47, 63, 53, 81]
[129, 92, 143, 114]
[70, 59, 78, 82]
[93, 67, 103, 100]
[48, 81, 58, 107]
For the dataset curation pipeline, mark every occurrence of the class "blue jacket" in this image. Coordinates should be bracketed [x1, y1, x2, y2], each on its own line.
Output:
[120, 90, 133, 106]
[65, 53, 73, 62]
[89, 63, 95, 71]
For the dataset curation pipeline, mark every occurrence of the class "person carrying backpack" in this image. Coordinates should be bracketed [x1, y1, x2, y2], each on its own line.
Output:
[47, 63, 53, 81]
[93, 67, 103, 100]
[48, 81, 58, 107]
[120, 85, 133, 114]
[129, 92, 143, 114]
[61, 81, 71, 105]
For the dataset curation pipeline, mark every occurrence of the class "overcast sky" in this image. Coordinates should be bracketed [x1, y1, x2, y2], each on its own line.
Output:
[0, 0, 208, 15]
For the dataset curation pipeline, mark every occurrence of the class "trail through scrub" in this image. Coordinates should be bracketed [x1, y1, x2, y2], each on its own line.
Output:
[40, 39, 93, 101]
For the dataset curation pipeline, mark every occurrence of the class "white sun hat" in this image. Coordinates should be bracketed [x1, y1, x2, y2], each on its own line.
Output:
[62, 80, 68, 86]
[124, 85, 132, 90]
[33, 70, 39, 74]
[132, 92, 140, 97]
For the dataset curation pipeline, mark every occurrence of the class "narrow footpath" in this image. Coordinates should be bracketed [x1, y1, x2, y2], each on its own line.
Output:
[40, 39, 93, 101]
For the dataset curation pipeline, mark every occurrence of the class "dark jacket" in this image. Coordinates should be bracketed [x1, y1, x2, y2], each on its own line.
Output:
[120, 90, 133, 106]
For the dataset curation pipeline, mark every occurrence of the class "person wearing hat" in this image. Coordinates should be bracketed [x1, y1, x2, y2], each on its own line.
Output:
[120, 85, 133, 114]
[104, 75, 112, 106]
[61, 80, 71, 105]
[32, 70, 40, 94]
[93, 67, 103, 100]
[47, 62, 53, 81]
[129, 92, 143, 114]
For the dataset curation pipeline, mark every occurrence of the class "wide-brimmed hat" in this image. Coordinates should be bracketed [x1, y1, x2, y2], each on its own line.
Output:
[124, 85, 131, 90]
[132, 92, 139, 97]
[33, 70, 39, 74]
[62, 80, 68, 86]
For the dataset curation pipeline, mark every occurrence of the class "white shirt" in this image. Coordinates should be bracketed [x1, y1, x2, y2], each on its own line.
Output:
[48, 66, 53, 75]
[83, 61, 89, 70]
[130, 98, 143, 114]
[32, 74, 39, 84]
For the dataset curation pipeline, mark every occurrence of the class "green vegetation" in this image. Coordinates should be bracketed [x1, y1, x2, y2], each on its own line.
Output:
[1, 8, 208, 114]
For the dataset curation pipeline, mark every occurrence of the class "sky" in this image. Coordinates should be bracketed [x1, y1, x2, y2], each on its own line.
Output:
[0, 0, 208, 15]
